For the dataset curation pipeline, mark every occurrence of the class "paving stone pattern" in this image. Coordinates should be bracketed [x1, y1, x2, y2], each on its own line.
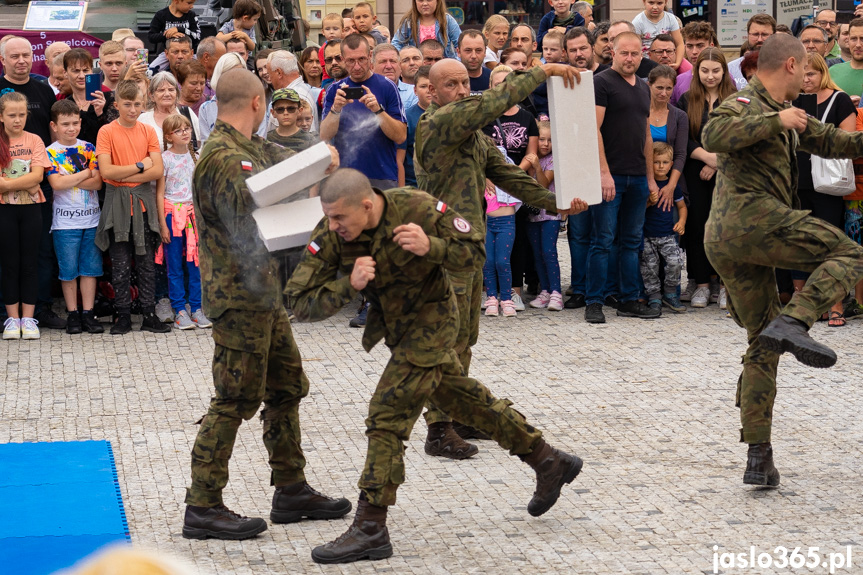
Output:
[2, 246, 862, 574]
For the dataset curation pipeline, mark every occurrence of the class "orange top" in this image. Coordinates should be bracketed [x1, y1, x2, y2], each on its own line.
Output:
[96, 120, 160, 187]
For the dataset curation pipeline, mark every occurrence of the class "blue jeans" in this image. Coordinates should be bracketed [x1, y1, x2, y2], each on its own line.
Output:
[164, 212, 202, 313]
[482, 214, 515, 300]
[587, 175, 650, 304]
[527, 219, 561, 293]
[567, 210, 591, 295]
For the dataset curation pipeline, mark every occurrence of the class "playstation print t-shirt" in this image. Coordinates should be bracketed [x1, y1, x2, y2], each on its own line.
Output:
[481, 106, 538, 167]
[46, 139, 100, 229]
[0, 131, 50, 205]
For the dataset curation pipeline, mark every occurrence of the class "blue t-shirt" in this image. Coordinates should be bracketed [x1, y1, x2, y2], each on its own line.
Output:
[643, 179, 684, 238]
[469, 67, 491, 96]
[399, 103, 425, 186]
[323, 73, 406, 182]
[650, 124, 667, 143]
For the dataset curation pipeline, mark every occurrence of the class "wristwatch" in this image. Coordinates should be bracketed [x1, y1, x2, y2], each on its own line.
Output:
[136, 162, 145, 173]
[374, 107, 384, 115]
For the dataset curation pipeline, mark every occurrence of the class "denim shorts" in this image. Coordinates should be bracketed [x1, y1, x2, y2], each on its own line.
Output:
[53, 227, 104, 281]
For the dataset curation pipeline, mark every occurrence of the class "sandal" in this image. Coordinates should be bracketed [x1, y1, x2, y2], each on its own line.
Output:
[828, 311, 846, 327]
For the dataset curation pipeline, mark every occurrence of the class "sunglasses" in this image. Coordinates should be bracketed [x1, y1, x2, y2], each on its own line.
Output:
[273, 105, 299, 114]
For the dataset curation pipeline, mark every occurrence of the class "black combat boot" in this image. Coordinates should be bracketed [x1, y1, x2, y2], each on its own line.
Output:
[141, 309, 171, 333]
[424, 422, 479, 459]
[758, 314, 837, 368]
[81, 310, 104, 334]
[110, 313, 132, 335]
[270, 481, 352, 523]
[743, 442, 780, 488]
[521, 439, 583, 517]
[65, 310, 82, 335]
[182, 504, 268, 540]
[451, 421, 491, 440]
[311, 499, 393, 564]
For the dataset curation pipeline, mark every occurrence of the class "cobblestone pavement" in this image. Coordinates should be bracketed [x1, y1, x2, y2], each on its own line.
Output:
[2, 249, 863, 574]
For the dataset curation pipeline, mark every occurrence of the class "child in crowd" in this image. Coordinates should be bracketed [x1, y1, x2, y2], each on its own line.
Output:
[525, 119, 563, 312]
[297, 100, 315, 134]
[156, 114, 210, 330]
[483, 163, 521, 318]
[542, 30, 566, 64]
[353, 2, 386, 44]
[641, 142, 687, 313]
[537, 0, 584, 51]
[46, 100, 104, 335]
[633, 0, 684, 66]
[95, 80, 169, 335]
[318, 13, 344, 80]
[148, 0, 201, 74]
[267, 88, 318, 151]
[482, 15, 510, 68]
[216, 0, 262, 54]
[0, 92, 52, 340]
[392, 0, 461, 59]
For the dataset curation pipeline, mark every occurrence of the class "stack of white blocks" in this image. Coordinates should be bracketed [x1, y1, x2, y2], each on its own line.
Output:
[248, 142, 332, 252]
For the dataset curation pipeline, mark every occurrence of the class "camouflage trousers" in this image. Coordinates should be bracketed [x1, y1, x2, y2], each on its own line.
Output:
[362, 346, 542, 507]
[185, 307, 309, 507]
[705, 214, 863, 444]
[640, 235, 683, 299]
[423, 268, 482, 426]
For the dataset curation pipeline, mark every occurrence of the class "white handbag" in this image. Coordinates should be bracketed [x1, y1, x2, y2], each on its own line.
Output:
[810, 91, 856, 197]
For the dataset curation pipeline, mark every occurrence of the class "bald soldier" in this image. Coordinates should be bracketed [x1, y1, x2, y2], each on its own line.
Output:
[414, 59, 588, 458]
[702, 34, 863, 488]
[287, 169, 584, 564]
[182, 68, 351, 540]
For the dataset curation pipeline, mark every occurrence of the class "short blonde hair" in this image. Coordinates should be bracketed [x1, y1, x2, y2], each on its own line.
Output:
[490, 64, 513, 85]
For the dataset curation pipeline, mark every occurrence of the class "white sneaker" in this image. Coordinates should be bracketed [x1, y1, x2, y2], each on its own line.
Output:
[680, 279, 697, 302]
[3, 317, 20, 340]
[511, 291, 526, 311]
[718, 286, 727, 310]
[20, 317, 40, 340]
[484, 296, 499, 317]
[156, 298, 174, 323]
[691, 286, 710, 308]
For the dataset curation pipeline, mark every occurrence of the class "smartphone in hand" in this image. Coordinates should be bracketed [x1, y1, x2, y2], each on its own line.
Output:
[85, 73, 101, 101]
[136, 48, 148, 64]
[342, 86, 365, 100]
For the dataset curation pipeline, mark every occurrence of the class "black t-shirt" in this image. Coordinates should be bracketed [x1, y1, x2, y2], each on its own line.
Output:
[148, 6, 201, 48]
[795, 89, 856, 191]
[482, 106, 538, 167]
[594, 68, 650, 176]
[0, 76, 56, 146]
[469, 67, 491, 95]
[636, 58, 659, 80]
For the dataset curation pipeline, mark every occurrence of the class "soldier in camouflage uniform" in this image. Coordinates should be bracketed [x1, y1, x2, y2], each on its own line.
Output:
[413, 59, 586, 458]
[702, 35, 863, 488]
[287, 169, 584, 564]
[182, 68, 351, 541]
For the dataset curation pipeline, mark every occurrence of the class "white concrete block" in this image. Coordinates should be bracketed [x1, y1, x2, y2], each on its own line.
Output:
[547, 73, 604, 208]
[253, 196, 324, 252]
[246, 142, 332, 208]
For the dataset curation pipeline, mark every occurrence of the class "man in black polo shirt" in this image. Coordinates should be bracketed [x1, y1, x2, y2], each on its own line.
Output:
[0, 36, 66, 329]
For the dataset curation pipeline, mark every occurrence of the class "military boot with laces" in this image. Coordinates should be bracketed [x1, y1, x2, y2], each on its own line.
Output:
[424, 422, 479, 459]
[270, 481, 352, 523]
[521, 439, 583, 517]
[743, 442, 780, 488]
[182, 503, 267, 540]
[311, 499, 393, 564]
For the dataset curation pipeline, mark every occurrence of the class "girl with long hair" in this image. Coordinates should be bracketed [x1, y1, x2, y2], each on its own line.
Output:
[391, 0, 461, 59]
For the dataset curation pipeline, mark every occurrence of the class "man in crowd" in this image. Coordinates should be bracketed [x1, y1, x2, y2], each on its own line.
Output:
[702, 33, 863, 489]
[43, 41, 70, 94]
[121, 35, 146, 65]
[268, 50, 319, 132]
[799, 25, 843, 67]
[419, 38, 445, 65]
[46, 53, 69, 96]
[196, 36, 227, 100]
[573, 1, 594, 31]
[728, 14, 776, 89]
[587, 30, 660, 324]
[814, 9, 841, 59]
[670, 20, 715, 105]
[414, 59, 586, 457]
[607, 21, 658, 79]
[565, 27, 604, 72]
[225, 37, 249, 66]
[649, 34, 690, 73]
[0, 36, 67, 329]
[593, 22, 612, 68]
[373, 43, 416, 109]
[827, 18, 863, 102]
[510, 24, 544, 68]
[458, 30, 491, 94]
[398, 46, 422, 87]
[161, 35, 194, 77]
[837, 23, 852, 63]
[323, 39, 347, 84]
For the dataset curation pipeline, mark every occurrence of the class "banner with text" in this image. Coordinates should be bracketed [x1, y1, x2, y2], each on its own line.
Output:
[0, 29, 103, 77]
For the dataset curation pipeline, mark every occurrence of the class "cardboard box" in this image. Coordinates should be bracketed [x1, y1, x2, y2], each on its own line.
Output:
[547, 73, 603, 208]
[253, 196, 325, 252]
[246, 142, 332, 208]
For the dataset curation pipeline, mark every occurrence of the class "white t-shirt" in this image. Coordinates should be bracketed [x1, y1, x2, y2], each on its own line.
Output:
[484, 46, 499, 66]
[161, 149, 195, 204]
[46, 139, 101, 230]
[632, 11, 680, 57]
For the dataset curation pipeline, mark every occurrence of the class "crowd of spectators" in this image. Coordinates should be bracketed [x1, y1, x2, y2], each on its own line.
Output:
[3, 0, 863, 340]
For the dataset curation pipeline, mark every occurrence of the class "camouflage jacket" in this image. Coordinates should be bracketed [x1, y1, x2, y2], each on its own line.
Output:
[703, 76, 863, 242]
[414, 66, 557, 237]
[287, 188, 485, 364]
[193, 120, 294, 319]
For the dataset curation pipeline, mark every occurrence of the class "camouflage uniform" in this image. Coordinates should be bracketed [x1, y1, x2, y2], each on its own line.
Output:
[185, 120, 309, 507]
[287, 188, 543, 506]
[702, 76, 863, 444]
[414, 66, 558, 424]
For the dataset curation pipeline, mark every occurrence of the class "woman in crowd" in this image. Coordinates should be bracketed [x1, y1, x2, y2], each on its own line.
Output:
[794, 53, 856, 326]
[676, 47, 735, 308]
[138, 72, 200, 149]
[176, 60, 208, 115]
[62, 48, 116, 145]
[255, 48, 275, 105]
[392, 0, 461, 58]
[648, 66, 687, 201]
[299, 46, 323, 88]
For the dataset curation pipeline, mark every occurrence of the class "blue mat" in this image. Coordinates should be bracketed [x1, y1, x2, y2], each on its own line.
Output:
[0, 441, 130, 574]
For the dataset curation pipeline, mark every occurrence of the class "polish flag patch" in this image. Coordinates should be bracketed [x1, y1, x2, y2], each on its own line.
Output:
[307, 241, 320, 255]
[435, 201, 447, 213]
[736, 97, 750, 104]
[241, 161, 253, 171]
